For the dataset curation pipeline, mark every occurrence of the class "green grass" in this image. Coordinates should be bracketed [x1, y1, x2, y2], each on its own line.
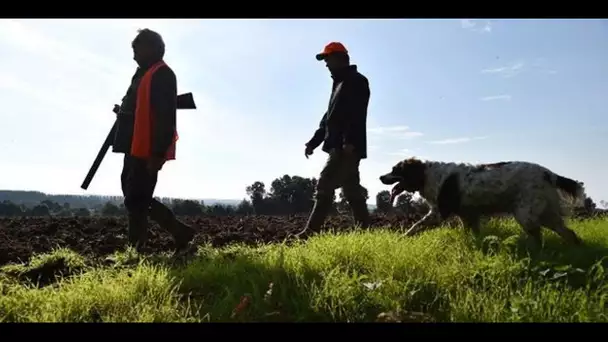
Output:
[0, 217, 607, 322]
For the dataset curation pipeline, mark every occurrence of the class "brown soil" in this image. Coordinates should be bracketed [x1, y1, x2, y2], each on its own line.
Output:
[0, 213, 422, 265]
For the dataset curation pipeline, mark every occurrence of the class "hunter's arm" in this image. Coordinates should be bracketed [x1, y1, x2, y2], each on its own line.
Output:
[149, 66, 177, 158]
[306, 112, 327, 150]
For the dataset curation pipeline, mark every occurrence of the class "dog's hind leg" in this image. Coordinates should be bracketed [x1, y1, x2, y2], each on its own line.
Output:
[460, 215, 481, 236]
[514, 206, 543, 249]
[541, 208, 582, 246]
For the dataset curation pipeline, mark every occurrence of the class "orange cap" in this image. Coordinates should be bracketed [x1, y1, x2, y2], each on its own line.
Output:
[315, 42, 348, 61]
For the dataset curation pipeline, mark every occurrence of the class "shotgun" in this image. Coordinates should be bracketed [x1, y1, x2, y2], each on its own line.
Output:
[80, 92, 196, 190]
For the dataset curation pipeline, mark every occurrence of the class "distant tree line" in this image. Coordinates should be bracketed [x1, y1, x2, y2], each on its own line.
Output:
[0, 190, 239, 211]
[0, 176, 605, 218]
[0, 174, 427, 218]
[0, 190, 125, 210]
[0, 200, 93, 218]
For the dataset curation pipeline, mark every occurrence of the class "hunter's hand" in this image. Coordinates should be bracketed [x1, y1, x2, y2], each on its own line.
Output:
[112, 104, 120, 115]
[342, 144, 355, 154]
[147, 156, 166, 173]
[304, 145, 314, 159]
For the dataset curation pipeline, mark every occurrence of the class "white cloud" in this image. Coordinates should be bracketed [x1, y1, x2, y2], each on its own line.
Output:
[460, 19, 476, 29]
[368, 125, 408, 134]
[531, 57, 558, 75]
[428, 136, 488, 145]
[481, 61, 524, 78]
[480, 94, 512, 101]
[482, 59, 558, 78]
[460, 19, 492, 33]
[386, 148, 412, 157]
[381, 149, 432, 163]
[368, 125, 424, 139]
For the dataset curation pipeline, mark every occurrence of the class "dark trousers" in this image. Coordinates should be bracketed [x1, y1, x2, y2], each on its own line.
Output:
[121, 154, 158, 214]
[121, 154, 193, 249]
[302, 150, 370, 235]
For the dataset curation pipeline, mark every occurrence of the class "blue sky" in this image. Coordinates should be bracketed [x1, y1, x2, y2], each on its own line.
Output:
[0, 19, 607, 205]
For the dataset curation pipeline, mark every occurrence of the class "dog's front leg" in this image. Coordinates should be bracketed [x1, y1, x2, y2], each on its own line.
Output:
[404, 205, 437, 237]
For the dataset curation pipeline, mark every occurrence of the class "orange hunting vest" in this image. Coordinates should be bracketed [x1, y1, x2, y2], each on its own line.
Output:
[130, 60, 178, 161]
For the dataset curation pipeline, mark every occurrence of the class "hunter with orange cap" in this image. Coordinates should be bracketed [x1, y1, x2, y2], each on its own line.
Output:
[298, 42, 371, 236]
[111, 28, 194, 252]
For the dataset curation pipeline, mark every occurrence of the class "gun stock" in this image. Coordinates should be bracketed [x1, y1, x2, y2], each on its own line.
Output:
[80, 92, 196, 190]
[176, 92, 196, 110]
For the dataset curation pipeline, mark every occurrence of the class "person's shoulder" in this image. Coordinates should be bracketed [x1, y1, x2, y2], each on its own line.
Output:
[351, 69, 369, 89]
[348, 65, 367, 80]
[355, 72, 369, 84]
[152, 63, 176, 84]
[156, 63, 176, 77]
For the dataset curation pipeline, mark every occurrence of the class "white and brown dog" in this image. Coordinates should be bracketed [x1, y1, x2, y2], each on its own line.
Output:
[379, 158, 586, 246]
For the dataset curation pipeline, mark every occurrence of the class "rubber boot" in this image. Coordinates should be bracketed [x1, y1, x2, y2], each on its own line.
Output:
[349, 198, 371, 229]
[128, 213, 148, 252]
[298, 196, 333, 237]
[149, 200, 195, 251]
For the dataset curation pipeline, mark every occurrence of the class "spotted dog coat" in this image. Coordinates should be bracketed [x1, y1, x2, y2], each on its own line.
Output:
[379, 158, 586, 246]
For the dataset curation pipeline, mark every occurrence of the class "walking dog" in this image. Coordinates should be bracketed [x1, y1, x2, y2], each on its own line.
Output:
[379, 157, 586, 246]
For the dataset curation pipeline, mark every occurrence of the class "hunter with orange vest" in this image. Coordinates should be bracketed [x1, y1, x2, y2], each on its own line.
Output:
[112, 28, 194, 252]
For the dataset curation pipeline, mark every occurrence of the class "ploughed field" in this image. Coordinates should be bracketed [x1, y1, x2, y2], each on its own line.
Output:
[0, 214, 424, 265]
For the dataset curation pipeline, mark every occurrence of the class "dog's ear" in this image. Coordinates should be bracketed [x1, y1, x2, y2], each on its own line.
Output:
[397, 157, 426, 191]
[437, 172, 460, 219]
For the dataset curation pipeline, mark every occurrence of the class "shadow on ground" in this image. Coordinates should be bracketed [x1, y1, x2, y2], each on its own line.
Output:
[154, 246, 438, 322]
[466, 218, 608, 290]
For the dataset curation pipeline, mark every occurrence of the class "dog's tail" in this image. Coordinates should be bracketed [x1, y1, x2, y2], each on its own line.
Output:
[556, 175, 584, 198]
[545, 171, 586, 208]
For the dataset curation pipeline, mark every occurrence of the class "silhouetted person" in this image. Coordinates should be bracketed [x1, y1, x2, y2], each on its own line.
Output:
[299, 42, 371, 236]
[112, 29, 194, 252]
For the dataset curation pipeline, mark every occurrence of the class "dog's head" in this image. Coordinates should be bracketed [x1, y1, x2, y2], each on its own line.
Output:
[379, 157, 427, 203]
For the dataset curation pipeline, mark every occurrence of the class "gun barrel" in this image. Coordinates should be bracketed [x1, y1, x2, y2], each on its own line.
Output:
[80, 121, 117, 190]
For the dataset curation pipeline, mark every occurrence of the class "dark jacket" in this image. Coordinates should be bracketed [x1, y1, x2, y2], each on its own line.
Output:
[112, 61, 177, 158]
[306, 65, 370, 159]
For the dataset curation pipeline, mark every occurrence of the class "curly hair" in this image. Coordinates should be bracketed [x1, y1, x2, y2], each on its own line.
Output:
[132, 28, 165, 59]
